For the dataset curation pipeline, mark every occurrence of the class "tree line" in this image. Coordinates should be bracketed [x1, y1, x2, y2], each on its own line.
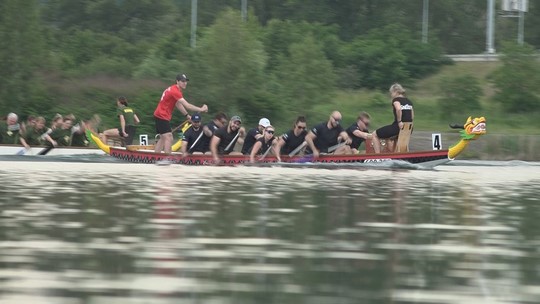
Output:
[0, 0, 538, 134]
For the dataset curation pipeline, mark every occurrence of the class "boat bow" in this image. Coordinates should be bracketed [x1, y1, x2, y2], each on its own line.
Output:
[448, 116, 487, 159]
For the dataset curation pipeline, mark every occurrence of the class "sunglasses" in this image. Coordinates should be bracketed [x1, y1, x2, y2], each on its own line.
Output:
[233, 121, 242, 125]
[296, 126, 306, 130]
[266, 130, 275, 134]
[332, 117, 341, 124]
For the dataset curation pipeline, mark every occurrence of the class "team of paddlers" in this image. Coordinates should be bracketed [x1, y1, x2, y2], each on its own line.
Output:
[1, 73, 413, 162]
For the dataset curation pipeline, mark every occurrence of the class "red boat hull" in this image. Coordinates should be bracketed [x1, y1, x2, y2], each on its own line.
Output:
[109, 147, 451, 166]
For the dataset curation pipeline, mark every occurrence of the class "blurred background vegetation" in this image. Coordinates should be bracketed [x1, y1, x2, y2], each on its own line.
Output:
[0, 0, 539, 138]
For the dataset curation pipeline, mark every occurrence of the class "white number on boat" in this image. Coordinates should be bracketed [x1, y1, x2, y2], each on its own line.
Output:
[432, 133, 442, 150]
[140, 134, 148, 146]
[364, 158, 392, 163]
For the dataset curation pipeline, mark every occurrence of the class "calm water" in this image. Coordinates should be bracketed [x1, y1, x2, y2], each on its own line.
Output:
[0, 159, 539, 304]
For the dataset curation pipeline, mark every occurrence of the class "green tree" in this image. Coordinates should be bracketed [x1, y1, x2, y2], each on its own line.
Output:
[0, 0, 45, 114]
[340, 24, 445, 90]
[262, 20, 342, 73]
[438, 75, 482, 119]
[488, 42, 540, 113]
[273, 34, 336, 116]
[195, 9, 269, 122]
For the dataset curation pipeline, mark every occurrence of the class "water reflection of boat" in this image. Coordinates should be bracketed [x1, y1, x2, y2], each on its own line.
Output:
[87, 116, 486, 168]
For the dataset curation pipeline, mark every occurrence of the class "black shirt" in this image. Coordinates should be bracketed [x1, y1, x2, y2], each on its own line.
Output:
[254, 137, 275, 155]
[214, 125, 240, 155]
[393, 97, 413, 123]
[280, 129, 307, 155]
[199, 121, 219, 153]
[182, 126, 205, 153]
[346, 123, 369, 150]
[241, 127, 261, 154]
[309, 122, 344, 153]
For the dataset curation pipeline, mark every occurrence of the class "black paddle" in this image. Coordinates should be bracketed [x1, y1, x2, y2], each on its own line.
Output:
[38, 145, 54, 155]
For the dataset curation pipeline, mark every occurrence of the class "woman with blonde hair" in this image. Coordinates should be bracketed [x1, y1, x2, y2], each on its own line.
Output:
[371, 83, 414, 153]
[250, 125, 277, 163]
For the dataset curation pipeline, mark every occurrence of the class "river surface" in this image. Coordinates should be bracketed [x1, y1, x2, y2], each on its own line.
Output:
[0, 159, 539, 304]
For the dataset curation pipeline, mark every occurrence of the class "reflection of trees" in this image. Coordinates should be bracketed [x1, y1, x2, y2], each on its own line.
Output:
[3, 175, 152, 272]
[4, 171, 537, 302]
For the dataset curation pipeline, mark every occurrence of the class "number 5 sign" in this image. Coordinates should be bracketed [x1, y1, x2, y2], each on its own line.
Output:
[432, 133, 442, 150]
[139, 134, 148, 146]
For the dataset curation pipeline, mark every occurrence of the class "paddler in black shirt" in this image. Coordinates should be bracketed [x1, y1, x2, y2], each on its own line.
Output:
[210, 115, 246, 163]
[180, 113, 205, 156]
[200, 112, 228, 154]
[273, 116, 308, 162]
[346, 112, 371, 154]
[305, 111, 352, 158]
[249, 125, 276, 163]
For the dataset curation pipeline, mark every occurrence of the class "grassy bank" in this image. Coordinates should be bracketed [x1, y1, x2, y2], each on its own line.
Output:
[308, 61, 539, 135]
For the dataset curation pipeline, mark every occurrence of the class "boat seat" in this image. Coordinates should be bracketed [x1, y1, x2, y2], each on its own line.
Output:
[365, 135, 374, 154]
[395, 122, 413, 152]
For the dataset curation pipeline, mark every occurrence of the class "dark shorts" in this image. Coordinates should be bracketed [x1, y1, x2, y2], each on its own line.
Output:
[118, 125, 137, 145]
[155, 117, 171, 135]
[376, 123, 400, 139]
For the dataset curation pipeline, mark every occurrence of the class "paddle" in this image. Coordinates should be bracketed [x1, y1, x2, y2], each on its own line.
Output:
[38, 145, 54, 155]
[288, 141, 307, 157]
[156, 120, 190, 140]
[16, 148, 28, 155]
[224, 131, 240, 153]
[258, 143, 274, 161]
[327, 141, 347, 153]
[449, 123, 465, 130]
[173, 120, 190, 133]
[294, 141, 347, 163]
[188, 131, 204, 152]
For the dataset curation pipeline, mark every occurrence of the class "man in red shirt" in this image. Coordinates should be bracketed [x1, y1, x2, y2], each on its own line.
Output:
[154, 73, 208, 153]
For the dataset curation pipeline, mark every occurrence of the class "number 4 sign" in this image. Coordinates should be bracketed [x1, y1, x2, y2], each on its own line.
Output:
[432, 133, 442, 150]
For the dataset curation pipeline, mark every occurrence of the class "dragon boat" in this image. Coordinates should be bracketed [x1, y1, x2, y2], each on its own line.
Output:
[86, 116, 486, 168]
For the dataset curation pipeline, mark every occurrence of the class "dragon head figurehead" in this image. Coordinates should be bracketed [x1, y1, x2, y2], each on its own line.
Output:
[448, 116, 487, 159]
[461, 116, 486, 140]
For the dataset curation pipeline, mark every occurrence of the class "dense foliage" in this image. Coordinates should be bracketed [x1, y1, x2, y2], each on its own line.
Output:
[438, 75, 483, 119]
[488, 42, 540, 113]
[0, 0, 539, 132]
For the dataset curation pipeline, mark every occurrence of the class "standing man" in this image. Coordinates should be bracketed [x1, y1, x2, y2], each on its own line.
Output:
[241, 117, 271, 155]
[210, 116, 246, 163]
[180, 113, 205, 156]
[346, 112, 371, 154]
[305, 111, 352, 158]
[154, 73, 208, 154]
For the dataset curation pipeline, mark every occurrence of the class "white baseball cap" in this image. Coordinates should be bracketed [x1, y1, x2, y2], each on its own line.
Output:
[258, 118, 271, 128]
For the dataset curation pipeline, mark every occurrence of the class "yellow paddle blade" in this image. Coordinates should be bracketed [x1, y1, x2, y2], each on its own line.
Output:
[171, 122, 192, 152]
[86, 130, 110, 154]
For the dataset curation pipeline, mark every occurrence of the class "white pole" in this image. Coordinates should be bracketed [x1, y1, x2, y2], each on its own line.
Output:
[486, 0, 495, 54]
[518, 9, 524, 45]
[190, 0, 197, 48]
[241, 0, 247, 21]
[422, 0, 429, 43]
